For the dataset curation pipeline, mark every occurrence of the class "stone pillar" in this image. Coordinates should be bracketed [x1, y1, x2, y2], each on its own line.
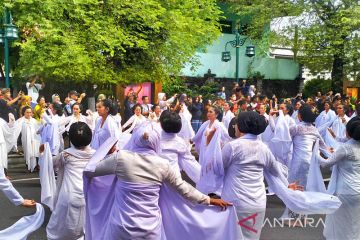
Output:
[87, 97, 96, 112]
[298, 78, 305, 93]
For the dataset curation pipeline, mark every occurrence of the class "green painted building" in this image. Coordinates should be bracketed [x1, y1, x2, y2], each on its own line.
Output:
[181, 33, 300, 80]
[180, 4, 302, 97]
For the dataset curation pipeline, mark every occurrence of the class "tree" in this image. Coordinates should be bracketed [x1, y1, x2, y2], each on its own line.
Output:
[303, 78, 331, 98]
[225, 0, 360, 93]
[3, 0, 222, 86]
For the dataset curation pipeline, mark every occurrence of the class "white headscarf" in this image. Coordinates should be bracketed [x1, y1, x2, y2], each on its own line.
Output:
[124, 121, 161, 154]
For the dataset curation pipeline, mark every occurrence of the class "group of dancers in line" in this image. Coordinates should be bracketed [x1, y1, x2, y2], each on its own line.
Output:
[0, 91, 359, 240]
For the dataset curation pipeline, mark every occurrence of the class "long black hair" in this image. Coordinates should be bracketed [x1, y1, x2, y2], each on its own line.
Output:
[100, 99, 117, 116]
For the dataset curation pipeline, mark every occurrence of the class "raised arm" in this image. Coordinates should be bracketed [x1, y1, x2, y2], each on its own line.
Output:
[77, 93, 86, 104]
[268, 113, 277, 132]
[136, 84, 143, 95]
[7, 93, 21, 106]
[58, 115, 72, 127]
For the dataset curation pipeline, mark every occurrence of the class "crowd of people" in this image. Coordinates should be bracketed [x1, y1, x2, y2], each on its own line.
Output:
[0, 77, 359, 240]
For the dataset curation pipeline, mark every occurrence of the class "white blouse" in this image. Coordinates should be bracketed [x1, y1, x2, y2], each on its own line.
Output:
[318, 139, 360, 195]
[222, 134, 286, 211]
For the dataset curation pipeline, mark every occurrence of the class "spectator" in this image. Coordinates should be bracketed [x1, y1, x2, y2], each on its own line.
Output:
[33, 96, 46, 122]
[231, 82, 239, 95]
[189, 96, 203, 133]
[69, 90, 86, 105]
[249, 85, 256, 97]
[26, 76, 45, 108]
[222, 102, 235, 129]
[270, 94, 278, 110]
[239, 79, 249, 96]
[19, 95, 32, 117]
[127, 84, 143, 103]
[217, 86, 226, 100]
[97, 94, 106, 102]
[158, 92, 177, 111]
[0, 88, 22, 121]
[316, 94, 326, 113]
[257, 103, 269, 121]
[63, 97, 72, 116]
[149, 104, 162, 122]
[292, 100, 302, 123]
[124, 94, 136, 122]
[249, 96, 258, 111]
[237, 99, 248, 114]
[52, 94, 62, 105]
[141, 96, 153, 117]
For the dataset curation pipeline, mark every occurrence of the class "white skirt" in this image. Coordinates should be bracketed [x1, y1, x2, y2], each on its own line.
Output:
[235, 208, 266, 240]
[324, 194, 360, 240]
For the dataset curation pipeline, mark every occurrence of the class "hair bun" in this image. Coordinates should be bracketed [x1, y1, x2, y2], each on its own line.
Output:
[353, 125, 360, 141]
[346, 116, 360, 141]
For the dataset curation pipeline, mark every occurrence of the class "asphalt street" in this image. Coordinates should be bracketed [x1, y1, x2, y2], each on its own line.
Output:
[1, 155, 328, 240]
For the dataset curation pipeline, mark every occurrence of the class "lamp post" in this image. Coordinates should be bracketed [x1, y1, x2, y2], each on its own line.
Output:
[221, 27, 255, 83]
[0, 8, 19, 88]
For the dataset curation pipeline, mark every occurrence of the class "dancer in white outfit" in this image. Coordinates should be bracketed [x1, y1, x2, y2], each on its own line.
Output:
[318, 116, 360, 240]
[159, 110, 201, 183]
[122, 103, 146, 134]
[91, 99, 121, 150]
[46, 122, 95, 240]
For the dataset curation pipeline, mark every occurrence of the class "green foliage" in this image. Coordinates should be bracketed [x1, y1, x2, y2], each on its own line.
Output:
[303, 78, 331, 98]
[162, 77, 191, 96]
[3, 0, 222, 85]
[162, 76, 220, 100]
[225, 0, 360, 93]
[196, 81, 220, 101]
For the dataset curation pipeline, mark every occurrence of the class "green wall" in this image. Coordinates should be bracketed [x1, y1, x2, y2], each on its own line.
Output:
[181, 33, 300, 80]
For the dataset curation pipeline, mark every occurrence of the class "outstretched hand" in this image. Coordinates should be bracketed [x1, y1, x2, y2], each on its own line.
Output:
[288, 181, 304, 191]
[21, 199, 36, 208]
[210, 198, 233, 211]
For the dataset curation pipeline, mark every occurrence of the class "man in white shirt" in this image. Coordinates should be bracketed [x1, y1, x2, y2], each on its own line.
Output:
[141, 95, 153, 117]
[26, 76, 45, 107]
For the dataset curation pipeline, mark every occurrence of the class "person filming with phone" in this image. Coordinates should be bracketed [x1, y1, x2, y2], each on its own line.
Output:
[26, 75, 45, 108]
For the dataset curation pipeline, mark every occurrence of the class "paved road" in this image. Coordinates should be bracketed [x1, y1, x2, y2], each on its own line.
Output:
[1, 156, 328, 240]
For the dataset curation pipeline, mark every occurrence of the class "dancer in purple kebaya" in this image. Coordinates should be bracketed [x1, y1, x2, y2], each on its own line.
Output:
[84, 122, 239, 240]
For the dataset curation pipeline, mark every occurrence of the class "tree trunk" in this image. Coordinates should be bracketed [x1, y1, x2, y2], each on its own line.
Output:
[331, 36, 346, 94]
[331, 53, 344, 94]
